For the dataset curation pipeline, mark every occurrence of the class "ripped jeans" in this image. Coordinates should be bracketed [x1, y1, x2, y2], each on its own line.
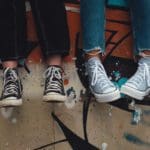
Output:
[80, 0, 150, 55]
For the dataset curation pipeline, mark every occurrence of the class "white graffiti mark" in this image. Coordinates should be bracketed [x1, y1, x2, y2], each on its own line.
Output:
[0, 107, 14, 119]
[108, 106, 113, 117]
[132, 108, 142, 125]
[101, 142, 108, 150]
[65, 87, 77, 109]
[11, 118, 17, 124]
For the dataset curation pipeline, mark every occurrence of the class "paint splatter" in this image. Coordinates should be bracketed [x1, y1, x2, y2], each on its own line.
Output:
[65, 87, 77, 109]
[113, 71, 121, 81]
[131, 108, 142, 125]
[11, 118, 17, 124]
[101, 143, 108, 150]
[108, 106, 113, 117]
[118, 77, 127, 88]
[129, 100, 135, 110]
[124, 133, 150, 147]
[0, 107, 14, 119]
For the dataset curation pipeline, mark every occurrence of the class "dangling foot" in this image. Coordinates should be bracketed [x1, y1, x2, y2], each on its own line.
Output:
[121, 57, 150, 100]
[86, 57, 120, 102]
[43, 66, 67, 102]
[0, 68, 23, 107]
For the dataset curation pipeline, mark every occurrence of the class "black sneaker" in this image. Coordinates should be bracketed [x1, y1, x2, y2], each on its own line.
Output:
[43, 66, 67, 102]
[0, 68, 23, 107]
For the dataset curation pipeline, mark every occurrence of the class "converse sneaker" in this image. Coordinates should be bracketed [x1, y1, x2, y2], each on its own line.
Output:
[43, 66, 66, 102]
[121, 57, 150, 100]
[0, 68, 23, 107]
[86, 57, 120, 102]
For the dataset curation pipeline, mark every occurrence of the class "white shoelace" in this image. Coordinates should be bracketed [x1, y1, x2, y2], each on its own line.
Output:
[129, 63, 150, 87]
[89, 61, 112, 89]
[3, 68, 18, 96]
[44, 67, 62, 92]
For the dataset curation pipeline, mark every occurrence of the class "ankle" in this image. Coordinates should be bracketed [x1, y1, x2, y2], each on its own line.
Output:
[139, 50, 150, 58]
[85, 50, 101, 61]
[143, 50, 150, 55]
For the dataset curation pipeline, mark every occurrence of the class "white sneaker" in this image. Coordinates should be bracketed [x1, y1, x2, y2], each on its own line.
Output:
[86, 57, 120, 102]
[121, 57, 150, 100]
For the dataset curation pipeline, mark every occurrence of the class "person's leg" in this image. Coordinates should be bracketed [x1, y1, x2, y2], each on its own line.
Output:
[0, 0, 26, 61]
[121, 0, 150, 100]
[0, 0, 26, 107]
[80, 0, 105, 55]
[30, 0, 70, 102]
[80, 0, 120, 102]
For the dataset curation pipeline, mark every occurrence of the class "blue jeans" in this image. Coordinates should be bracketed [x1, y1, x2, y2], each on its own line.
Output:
[80, 0, 150, 55]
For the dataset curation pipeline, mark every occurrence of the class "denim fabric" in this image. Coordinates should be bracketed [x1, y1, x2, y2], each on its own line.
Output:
[0, 0, 70, 61]
[80, 0, 105, 53]
[80, 0, 150, 55]
[130, 0, 150, 55]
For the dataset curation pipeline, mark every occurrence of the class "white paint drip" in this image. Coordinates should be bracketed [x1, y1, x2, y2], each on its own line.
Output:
[129, 100, 142, 125]
[108, 112, 112, 117]
[65, 89, 76, 109]
[11, 118, 17, 124]
[108, 106, 113, 117]
[0, 107, 14, 119]
[101, 142, 108, 150]
[132, 107, 142, 125]
[129, 100, 135, 108]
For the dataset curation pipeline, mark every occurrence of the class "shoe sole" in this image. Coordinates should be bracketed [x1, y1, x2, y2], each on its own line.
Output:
[90, 87, 121, 103]
[43, 92, 67, 102]
[121, 85, 150, 100]
[0, 98, 22, 107]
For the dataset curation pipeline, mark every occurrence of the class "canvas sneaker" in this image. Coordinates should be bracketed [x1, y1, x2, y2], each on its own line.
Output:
[43, 66, 67, 102]
[0, 68, 23, 107]
[86, 57, 120, 102]
[121, 57, 150, 100]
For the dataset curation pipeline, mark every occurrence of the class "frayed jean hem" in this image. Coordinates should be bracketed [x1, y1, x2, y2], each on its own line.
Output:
[83, 46, 103, 54]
